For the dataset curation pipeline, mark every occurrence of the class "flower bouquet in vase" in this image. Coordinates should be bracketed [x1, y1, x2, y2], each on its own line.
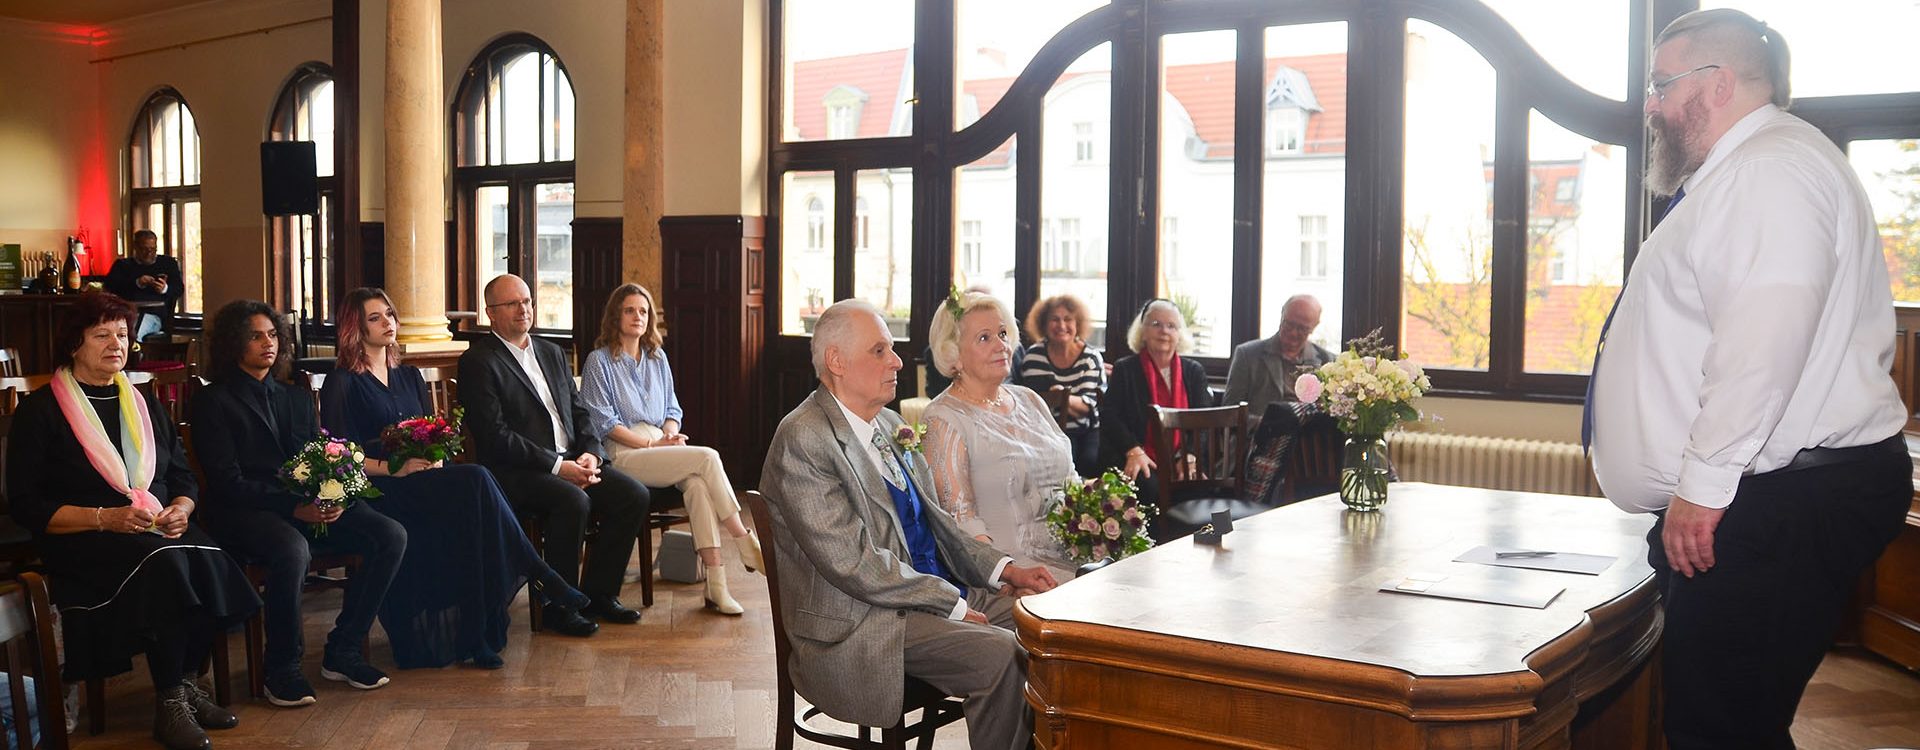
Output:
[1045, 469, 1155, 566]
[1293, 329, 1432, 511]
[379, 408, 465, 474]
[279, 433, 382, 536]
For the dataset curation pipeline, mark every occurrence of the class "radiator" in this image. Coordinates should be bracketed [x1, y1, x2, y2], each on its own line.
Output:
[1391, 431, 1603, 498]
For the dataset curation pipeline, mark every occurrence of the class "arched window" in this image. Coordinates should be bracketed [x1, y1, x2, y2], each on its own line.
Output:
[453, 35, 577, 332]
[128, 88, 202, 315]
[267, 63, 337, 326]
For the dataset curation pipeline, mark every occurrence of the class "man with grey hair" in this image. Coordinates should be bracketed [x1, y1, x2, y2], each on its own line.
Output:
[762, 299, 1057, 750]
[1587, 10, 1909, 748]
[1225, 294, 1333, 422]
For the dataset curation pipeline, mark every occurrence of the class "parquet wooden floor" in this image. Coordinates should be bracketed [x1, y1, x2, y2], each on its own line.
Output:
[61, 535, 1920, 749]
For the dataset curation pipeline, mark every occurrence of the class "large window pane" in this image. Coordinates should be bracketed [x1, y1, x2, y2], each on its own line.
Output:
[1402, 20, 1496, 371]
[1700, 1, 1920, 98]
[534, 182, 574, 331]
[1522, 110, 1627, 374]
[474, 185, 511, 310]
[1160, 29, 1236, 358]
[501, 52, 540, 165]
[954, 138, 1014, 299]
[179, 103, 199, 186]
[856, 168, 914, 339]
[781, 171, 834, 334]
[310, 79, 336, 178]
[1475, 0, 1628, 101]
[179, 200, 202, 315]
[1259, 23, 1347, 350]
[1039, 43, 1111, 349]
[783, 0, 914, 141]
[1851, 139, 1920, 303]
[955, 0, 1108, 129]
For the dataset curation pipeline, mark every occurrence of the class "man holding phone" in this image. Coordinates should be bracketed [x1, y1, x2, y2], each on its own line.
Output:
[106, 229, 184, 340]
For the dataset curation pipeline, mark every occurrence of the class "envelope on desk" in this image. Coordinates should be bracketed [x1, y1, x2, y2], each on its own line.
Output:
[1379, 571, 1565, 609]
[1454, 545, 1617, 575]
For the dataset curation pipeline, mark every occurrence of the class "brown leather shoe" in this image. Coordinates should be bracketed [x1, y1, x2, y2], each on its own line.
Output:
[180, 677, 238, 729]
[153, 684, 211, 750]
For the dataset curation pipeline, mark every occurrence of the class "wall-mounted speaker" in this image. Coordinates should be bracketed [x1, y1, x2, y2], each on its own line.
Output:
[260, 141, 319, 216]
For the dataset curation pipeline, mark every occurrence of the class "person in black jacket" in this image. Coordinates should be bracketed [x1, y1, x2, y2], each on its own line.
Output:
[1102, 299, 1214, 513]
[104, 230, 184, 341]
[190, 300, 406, 708]
[458, 274, 650, 636]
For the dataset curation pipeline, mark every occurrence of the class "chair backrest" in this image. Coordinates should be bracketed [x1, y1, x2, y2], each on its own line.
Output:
[0, 348, 18, 378]
[741, 491, 796, 699]
[1152, 402, 1251, 504]
[178, 422, 209, 491]
[0, 412, 12, 516]
[418, 366, 454, 418]
[1281, 416, 1343, 504]
[0, 572, 71, 750]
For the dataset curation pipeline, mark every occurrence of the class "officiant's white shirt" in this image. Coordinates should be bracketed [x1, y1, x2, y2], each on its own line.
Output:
[1590, 105, 1906, 513]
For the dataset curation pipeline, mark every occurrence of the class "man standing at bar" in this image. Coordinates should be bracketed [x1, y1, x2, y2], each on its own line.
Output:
[1588, 9, 1910, 749]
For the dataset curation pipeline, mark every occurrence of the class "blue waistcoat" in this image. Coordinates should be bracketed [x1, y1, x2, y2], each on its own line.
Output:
[886, 456, 962, 589]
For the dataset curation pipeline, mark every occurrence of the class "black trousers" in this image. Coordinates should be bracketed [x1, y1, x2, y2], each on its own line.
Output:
[1651, 437, 1910, 750]
[491, 464, 649, 599]
[206, 504, 406, 673]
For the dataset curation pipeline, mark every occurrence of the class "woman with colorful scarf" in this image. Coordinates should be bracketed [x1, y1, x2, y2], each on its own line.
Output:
[4, 293, 259, 750]
[1101, 299, 1215, 523]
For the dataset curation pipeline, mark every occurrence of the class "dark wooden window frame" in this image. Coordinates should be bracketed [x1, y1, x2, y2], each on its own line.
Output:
[766, 0, 1920, 402]
[127, 86, 203, 323]
[449, 33, 578, 341]
[267, 62, 343, 340]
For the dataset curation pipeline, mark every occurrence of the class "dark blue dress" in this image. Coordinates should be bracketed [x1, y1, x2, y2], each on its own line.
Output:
[318, 365, 544, 668]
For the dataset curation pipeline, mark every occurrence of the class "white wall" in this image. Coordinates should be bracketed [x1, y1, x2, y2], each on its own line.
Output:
[0, 19, 105, 267]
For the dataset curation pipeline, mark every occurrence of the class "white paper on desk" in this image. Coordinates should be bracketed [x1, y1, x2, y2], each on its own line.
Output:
[1454, 545, 1617, 575]
[1379, 573, 1565, 609]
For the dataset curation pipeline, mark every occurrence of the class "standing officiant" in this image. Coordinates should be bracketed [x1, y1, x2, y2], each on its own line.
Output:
[1587, 10, 1909, 749]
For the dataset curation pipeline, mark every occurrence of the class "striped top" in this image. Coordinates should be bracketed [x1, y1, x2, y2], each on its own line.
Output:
[1015, 343, 1106, 431]
[578, 346, 685, 442]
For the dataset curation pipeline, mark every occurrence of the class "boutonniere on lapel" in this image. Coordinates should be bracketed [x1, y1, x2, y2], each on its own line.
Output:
[894, 423, 927, 456]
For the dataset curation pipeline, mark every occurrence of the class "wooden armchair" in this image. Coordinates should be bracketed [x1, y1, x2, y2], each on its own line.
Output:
[1, 572, 70, 750]
[1152, 402, 1266, 538]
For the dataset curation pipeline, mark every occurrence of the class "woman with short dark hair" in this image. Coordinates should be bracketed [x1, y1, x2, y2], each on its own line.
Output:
[6, 292, 259, 750]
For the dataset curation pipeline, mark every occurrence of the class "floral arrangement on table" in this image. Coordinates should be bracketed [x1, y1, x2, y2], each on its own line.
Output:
[1046, 469, 1155, 565]
[379, 408, 466, 474]
[279, 433, 382, 536]
[1292, 329, 1433, 510]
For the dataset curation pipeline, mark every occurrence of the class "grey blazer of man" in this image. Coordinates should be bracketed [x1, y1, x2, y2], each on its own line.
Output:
[759, 387, 1009, 727]
[1225, 334, 1334, 415]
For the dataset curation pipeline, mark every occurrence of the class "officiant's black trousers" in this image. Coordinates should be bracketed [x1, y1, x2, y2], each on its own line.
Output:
[1650, 437, 1908, 750]
[492, 466, 649, 599]
[208, 504, 406, 672]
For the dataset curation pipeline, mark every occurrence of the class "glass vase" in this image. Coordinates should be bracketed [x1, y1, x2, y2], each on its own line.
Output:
[1340, 434, 1391, 511]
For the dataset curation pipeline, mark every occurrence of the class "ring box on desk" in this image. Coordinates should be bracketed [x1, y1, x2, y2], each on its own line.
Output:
[1193, 509, 1235, 545]
[657, 529, 704, 583]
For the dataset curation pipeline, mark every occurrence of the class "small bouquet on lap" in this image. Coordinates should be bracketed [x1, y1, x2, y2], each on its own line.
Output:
[280, 434, 382, 536]
[378, 408, 465, 474]
[1047, 469, 1156, 566]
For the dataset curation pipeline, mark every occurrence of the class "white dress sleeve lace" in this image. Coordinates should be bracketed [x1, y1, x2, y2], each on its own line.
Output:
[924, 409, 990, 539]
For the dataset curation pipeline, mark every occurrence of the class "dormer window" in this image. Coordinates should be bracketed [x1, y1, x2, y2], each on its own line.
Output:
[823, 84, 869, 139]
[1264, 66, 1322, 156]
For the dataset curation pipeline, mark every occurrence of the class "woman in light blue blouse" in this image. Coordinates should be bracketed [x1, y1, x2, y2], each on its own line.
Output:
[577, 284, 763, 615]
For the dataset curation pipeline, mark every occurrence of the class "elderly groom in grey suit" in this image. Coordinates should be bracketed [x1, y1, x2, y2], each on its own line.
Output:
[760, 299, 1060, 750]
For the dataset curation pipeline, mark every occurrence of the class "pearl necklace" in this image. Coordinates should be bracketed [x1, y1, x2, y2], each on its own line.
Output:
[954, 383, 1004, 409]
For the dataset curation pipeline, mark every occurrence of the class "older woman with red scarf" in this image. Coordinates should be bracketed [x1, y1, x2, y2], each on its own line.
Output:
[1101, 299, 1215, 523]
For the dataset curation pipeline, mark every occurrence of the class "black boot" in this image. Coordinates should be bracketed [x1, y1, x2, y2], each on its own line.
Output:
[153, 684, 211, 750]
[180, 677, 238, 729]
[531, 569, 589, 611]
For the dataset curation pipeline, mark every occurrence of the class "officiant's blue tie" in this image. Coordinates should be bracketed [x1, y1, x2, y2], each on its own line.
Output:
[1583, 187, 1684, 453]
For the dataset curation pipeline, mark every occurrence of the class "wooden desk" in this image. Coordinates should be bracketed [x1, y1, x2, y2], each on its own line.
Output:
[1016, 483, 1662, 750]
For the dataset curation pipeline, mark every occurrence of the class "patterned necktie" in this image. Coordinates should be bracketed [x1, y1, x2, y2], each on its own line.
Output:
[870, 429, 904, 488]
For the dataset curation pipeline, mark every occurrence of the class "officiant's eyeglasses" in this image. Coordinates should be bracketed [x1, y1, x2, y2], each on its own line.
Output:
[1646, 64, 1720, 102]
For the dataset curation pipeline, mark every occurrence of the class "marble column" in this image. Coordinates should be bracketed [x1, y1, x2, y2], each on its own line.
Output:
[623, 0, 665, 295]
[385, 0, 451, 342]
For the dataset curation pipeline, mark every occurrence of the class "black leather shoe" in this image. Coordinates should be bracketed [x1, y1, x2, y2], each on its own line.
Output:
[582, 596, 642, 624]
[542, 605, 601, 637]
[467, 645, 505, 669]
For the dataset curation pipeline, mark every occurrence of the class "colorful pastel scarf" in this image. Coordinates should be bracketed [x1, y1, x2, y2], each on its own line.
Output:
[49, 368, 165, 514]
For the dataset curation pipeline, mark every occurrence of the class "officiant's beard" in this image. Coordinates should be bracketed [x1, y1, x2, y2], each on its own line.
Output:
[1646, 91, 1710, 197]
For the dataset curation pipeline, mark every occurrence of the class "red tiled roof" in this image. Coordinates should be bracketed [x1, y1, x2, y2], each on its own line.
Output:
[790, 49, 909, 140]
[790, 50, 1350, 159]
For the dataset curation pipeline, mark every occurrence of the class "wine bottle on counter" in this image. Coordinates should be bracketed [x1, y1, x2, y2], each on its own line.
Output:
[33, 251, 58, 293]
[63, 237, 83, 292]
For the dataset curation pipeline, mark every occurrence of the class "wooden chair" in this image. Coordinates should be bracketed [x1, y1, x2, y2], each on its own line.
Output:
[1, 572, 70, 750]
[131, 366, 196, 426]
[742, 491, 966, 750]
[0, 348, 19, 378]
[418, 366, 454, 418]
[1152, 402, 1264, 538]
[516, 485, 684, 630]
[1280, 415, 1344, 505]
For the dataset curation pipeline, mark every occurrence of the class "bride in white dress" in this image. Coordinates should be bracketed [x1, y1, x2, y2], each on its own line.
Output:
[922, 291, 1080, 583]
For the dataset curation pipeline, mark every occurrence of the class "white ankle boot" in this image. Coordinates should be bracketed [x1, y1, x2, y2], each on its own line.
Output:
[704, 565, 744, 615]
[736, 530, 764, 574]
